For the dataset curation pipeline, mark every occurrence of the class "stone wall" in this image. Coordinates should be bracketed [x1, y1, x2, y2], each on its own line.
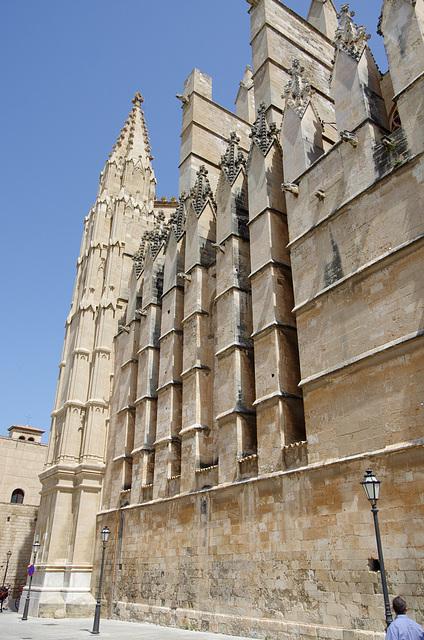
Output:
[0, 503, 38, 599]
[0, 434, 46, 506]
[95, 445, 423, 639]
[0, 429, 46, 600]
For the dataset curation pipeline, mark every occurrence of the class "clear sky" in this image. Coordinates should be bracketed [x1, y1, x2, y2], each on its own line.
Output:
[0, 0, 388, 440]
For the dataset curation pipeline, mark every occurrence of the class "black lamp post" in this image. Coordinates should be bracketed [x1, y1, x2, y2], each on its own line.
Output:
[22, 536, 40, 620]
[91, 526, 110, 635]
[361, 468, 393, 628]
[2, 550, 12, 585]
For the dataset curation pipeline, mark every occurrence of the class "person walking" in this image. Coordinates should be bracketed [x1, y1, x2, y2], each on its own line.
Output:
[386, 597, 424, 640]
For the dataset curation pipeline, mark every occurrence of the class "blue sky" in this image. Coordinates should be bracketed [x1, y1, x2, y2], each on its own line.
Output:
[0, 1, 387, 440]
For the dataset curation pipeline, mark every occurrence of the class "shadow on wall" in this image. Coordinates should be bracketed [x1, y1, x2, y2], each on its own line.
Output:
[12, 511, 38, 600]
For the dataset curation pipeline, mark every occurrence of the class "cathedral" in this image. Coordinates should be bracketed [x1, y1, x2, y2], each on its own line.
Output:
[30, 1, 423, 638]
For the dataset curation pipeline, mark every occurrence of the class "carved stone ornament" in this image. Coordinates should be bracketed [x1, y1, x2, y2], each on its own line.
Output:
[333, 4, 370, 61]
[132, 92, 144, 108]
[168, 193, 187, 242]
[189, 166, 216, 217]
[220, 132, 247, 185]
[340, 130, 359, 147]
[283, 59, 313, 118]
[249, 103, 279, 156]
[282, 182, 299, 196]
[133, 210, 169, 276]
[176, 93, 189, 105]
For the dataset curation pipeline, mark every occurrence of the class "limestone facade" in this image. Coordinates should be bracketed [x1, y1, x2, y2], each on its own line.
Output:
[0, 425, 46, 598]
[34, 0, 423, 637]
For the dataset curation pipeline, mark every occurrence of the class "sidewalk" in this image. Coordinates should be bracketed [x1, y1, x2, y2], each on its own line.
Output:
[0, 607, 254, 640]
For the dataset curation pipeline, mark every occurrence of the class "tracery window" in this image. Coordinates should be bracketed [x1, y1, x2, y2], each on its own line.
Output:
[390, 107, 401, 132]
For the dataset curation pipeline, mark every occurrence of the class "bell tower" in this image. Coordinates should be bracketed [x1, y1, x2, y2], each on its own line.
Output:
[33, 94, 157, 617]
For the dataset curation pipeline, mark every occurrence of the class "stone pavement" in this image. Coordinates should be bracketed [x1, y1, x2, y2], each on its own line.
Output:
[0, 607, 254, 640]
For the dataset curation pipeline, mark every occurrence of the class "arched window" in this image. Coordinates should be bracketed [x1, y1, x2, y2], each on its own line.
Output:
[18, 435, 25, 440]
[389, 107, 401, 132]
[10, 489, 24, 504]
[28, 437, 34, 442]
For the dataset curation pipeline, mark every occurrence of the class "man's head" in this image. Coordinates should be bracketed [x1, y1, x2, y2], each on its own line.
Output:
[393, 596, 407, 615]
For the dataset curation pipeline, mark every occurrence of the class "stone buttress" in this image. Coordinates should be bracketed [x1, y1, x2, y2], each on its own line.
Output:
[215, 133, 256, 484]
[179, 167, 217, 493]
[283, 1, 424, 464]
[152, 204, 186, 500]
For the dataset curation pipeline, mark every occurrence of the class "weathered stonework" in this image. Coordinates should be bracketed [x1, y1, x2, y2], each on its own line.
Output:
[96, 446, 423, 640]
[35, 0, 423, 636]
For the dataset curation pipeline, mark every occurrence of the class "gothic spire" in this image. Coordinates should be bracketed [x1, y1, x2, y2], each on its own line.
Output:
[99, 91, 156, 205]
[283, 59, 313, 118]
[133, 210, 170, 277]
[220, 132, 246, 185]
[168, 193, 187, 241]
[333, 4, 370, 61]
[109, 92, 154, 166]
[189, 166, 216, 216]
[249, 103, 279, 156]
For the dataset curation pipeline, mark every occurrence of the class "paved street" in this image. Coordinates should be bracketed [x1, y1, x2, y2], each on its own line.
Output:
[0, 607, 254, 640]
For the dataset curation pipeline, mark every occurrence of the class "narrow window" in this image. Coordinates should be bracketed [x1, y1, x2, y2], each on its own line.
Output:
[11, 489, 24, 504]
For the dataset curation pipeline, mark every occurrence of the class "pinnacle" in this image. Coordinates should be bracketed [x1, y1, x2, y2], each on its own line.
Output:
[108, 92, 154, 166]
[132, 92, 144, 107]
[240, 65, 253, 89]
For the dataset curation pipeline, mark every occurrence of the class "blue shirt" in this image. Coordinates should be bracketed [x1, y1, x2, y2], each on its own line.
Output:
[386, 615, 424, 640]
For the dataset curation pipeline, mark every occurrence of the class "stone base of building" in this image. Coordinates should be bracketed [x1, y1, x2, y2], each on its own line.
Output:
[94, 445, 423, 635]
[112, 601, 385, 640]
[22, 568, 97, 618]
[20, 587, 96, 618]
[0, 502, 39, 599]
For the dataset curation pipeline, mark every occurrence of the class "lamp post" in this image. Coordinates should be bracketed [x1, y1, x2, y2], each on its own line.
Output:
[2, 550, 12, 585]
[22, 536, 40, 620]
[361, 468, 393, 628]
[91, 526, 110, 635]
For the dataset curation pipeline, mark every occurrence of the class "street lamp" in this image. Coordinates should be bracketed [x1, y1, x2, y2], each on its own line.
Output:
[361, 468, 393, 628]
[91, 525, 110, 635]
[2, 550, 12, 585]
[22, 536, 40, 620]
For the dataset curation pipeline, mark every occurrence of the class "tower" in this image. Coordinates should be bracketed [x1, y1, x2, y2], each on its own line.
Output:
[33, 94, 158, 617]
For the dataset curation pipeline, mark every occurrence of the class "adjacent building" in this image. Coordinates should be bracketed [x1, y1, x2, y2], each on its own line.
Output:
[0, 425, 46, 598]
